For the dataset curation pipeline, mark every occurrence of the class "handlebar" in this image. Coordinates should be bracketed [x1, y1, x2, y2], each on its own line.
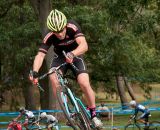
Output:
[38, 62, 67, 80]
[34, 51, 79, 92]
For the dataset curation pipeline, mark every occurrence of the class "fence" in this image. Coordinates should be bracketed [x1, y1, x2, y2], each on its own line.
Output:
[0, 100, 160, 130]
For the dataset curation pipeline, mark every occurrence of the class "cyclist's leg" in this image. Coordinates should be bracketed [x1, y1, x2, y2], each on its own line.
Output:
[77, 73, 96, 113]
[71, 56, 96, 116]
[23, 121, 29, 130]
[72, 56, 103, 128]
[49, 73, 61, 97]
[49, 55, 68, 97]
[138, 113, 150, 128]
[47, 123, 53, 130]
[77, 73, 103, 128]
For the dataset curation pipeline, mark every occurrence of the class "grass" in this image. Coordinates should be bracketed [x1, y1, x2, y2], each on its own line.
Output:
[0, 111, 160, 130]
[1, 84, 160, 129]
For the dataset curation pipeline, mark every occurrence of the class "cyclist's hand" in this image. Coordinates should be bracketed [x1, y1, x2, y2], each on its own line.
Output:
[29, 71, 39, 85]
[12, 118, 17, 122]
[127, 119, 131, 124]
[65, 52, 74, 63]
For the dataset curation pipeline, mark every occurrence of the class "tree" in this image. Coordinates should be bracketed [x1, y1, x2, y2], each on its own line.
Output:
[1, 0, 160, 111]
[0, 0, 40, 110]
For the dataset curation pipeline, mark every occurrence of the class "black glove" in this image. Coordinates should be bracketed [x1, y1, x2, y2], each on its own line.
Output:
[30, 70, 39, 78]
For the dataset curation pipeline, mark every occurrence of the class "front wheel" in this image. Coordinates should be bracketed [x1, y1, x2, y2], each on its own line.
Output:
[56, 86, 77, 130]
[124, 123, 141, 130]
[75, 102, 92, 130]
[56, 86, 91, 130]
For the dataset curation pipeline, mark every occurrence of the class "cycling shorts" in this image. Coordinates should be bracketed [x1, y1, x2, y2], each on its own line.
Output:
[47, 120, 58, 128]
[27, 117, 36, 124]
[50, 55, 88, 77]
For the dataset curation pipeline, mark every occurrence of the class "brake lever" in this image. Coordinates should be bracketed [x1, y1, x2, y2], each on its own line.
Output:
[36, 82, 44, 92]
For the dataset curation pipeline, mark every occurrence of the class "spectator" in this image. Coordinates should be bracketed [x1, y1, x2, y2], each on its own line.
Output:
[97, 103, 111, 120]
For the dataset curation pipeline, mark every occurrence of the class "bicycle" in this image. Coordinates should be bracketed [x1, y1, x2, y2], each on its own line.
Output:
[27, 120, 43, 130]
[124, 115, 160, 130]
[36, 51, 100, 130]
[7, 119, 42, 130]
[28, 118, 60, 130]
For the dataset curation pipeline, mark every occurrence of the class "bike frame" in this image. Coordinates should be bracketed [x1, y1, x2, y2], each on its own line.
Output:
[76, 98, 91, 118]
[56, 69, 89, 118]
[37, 55, 94, 129]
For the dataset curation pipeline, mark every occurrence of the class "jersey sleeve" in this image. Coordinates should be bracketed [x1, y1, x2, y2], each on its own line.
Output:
[134, 108, 138, 116]
[67, 20, 84, 39]
[39, 32, 53, 54]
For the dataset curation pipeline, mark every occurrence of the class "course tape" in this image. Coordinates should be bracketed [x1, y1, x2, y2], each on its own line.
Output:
[0, 125, 124, 130]
[99, 100, 160, 107]
[0, 107, 160, 117]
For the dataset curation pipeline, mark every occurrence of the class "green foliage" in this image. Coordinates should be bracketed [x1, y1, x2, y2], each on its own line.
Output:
[0, 0, 41, 90]
[1, 0, 160, 99]
[54, 0, 160, 96]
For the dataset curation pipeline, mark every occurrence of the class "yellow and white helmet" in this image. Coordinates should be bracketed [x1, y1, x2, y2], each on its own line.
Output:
[47, 9, 67, 32]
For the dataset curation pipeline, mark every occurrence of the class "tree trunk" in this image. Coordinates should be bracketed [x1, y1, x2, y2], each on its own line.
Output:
[29, 0, 51, 36]
[39, 61, 49, 109]
[18, 0, 36, 110]
[23, 82, 36, 110]
[29, 0, 65, 120]
[29, 1, 63, 116]
[123, 77, 136, 100]
[115, 75, 128, 109]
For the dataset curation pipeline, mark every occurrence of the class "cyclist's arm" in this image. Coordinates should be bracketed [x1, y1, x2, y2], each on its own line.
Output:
[14, 114, 22, 120]
[7, 123, 13, 130]
[33, 52, 46, 72]
[72, 36, 88, 56]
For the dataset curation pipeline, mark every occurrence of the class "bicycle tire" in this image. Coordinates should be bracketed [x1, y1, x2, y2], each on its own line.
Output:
[124, 123, 141, 130]
[57, 86, 91, 130]
[148, 121, 160, 130]
[77, 101, 97, 130]
[56, 86, 77, 130]
[28, 125, 42, 130]
[75, 102, 91, 130]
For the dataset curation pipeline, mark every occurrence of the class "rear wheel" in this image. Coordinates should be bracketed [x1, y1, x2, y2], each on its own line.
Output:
[148, 121, 160, 130]
[124, 123, 141, 130]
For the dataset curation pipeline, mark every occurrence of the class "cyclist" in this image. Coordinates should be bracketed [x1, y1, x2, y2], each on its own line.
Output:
[7, 119, 22, 130]
[129, 100, 150, 125]
[39, 112, 59, 130]
[29, 9, 103, 128]
[14, 107, 36, 130]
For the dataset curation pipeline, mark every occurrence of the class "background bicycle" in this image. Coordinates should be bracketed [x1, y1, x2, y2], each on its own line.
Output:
[124, 115, 160, 130]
